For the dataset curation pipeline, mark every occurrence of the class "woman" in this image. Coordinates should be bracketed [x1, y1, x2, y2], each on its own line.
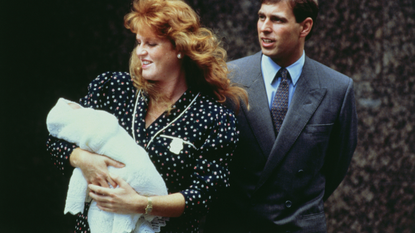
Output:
[46, 0, 247, 232]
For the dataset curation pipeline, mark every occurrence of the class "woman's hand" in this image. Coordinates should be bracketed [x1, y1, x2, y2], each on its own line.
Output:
[89, 174, 186, 216]
[88, 173, 146, 214]
[70, 148, 125, 188]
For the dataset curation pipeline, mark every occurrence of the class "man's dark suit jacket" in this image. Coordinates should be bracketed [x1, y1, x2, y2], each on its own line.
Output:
[204, 52, 358, 233]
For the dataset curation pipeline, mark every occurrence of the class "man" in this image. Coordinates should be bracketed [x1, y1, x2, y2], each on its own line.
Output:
[204, 0, 357, 232]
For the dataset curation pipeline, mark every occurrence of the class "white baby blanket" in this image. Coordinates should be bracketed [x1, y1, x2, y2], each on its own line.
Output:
[46, 98, 168, 233]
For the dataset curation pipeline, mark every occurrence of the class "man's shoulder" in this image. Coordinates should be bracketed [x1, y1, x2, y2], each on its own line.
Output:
[228, 52, 261, 66]
[227, 52, 262, 82]
[305, 57, 352, 86]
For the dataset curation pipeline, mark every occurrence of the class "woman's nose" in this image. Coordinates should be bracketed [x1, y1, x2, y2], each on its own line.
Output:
[136, 46, 147, 56]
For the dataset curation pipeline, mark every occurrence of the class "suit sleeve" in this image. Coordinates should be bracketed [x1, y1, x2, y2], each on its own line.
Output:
[322, 78, 358, 200]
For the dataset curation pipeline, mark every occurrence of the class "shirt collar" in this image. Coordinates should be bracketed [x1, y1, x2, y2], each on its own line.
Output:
[261, 51, 305, 87]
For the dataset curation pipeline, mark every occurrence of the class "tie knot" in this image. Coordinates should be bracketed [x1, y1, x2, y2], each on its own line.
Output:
[278, 67, 290, 81]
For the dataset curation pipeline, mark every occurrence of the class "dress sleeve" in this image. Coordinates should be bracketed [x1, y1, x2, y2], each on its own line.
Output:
[46, 136, 77, 176]
[46, 71, 133, 175]
[179, 108, 239, 218]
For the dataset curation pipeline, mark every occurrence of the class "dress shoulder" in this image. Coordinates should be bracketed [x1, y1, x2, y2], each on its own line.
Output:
[199, 94, 237, 122]
[80, 71, 136, 110]
[87, 71, 133, 92]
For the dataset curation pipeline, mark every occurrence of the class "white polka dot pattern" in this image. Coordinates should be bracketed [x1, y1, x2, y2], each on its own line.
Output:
[46, 71, 239, 233]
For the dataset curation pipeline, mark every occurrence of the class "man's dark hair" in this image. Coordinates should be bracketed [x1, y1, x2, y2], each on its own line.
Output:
[261, 0, 319, 40]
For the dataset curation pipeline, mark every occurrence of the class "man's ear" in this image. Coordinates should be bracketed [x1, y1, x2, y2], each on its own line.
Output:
[300, 17, 313, 38]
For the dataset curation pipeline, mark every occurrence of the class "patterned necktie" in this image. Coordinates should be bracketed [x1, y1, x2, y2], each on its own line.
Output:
[271, 68, 290, 135]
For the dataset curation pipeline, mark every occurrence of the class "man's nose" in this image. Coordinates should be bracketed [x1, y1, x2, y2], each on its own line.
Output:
[259, 19, 272, 32]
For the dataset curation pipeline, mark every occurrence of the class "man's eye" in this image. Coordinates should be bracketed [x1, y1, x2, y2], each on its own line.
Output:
[272, 17, 284, 23]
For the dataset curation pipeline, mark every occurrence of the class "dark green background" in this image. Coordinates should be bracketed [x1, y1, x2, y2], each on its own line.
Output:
[1, 0, 414, 232]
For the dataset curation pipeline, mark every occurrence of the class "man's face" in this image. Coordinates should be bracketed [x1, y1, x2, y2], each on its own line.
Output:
[257, 1, 304, 67]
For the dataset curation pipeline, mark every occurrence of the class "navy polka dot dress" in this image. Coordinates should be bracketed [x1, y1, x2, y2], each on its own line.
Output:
[46, 71, 239, 233]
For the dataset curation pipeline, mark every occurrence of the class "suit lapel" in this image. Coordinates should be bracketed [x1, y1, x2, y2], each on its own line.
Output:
[235, 52, 276, 159]
[243, 73, 276, 158]
[255, 57, 327, 191]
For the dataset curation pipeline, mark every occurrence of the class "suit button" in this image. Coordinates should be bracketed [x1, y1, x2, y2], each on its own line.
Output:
[297, 169, 304, 177]
[285, 200, 292, 208]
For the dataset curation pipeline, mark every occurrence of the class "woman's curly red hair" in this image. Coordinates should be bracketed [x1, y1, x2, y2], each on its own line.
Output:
[124, 0, 247, 110]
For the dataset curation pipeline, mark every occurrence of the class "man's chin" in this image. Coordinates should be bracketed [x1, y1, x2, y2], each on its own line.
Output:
[260, 48, 277, 58]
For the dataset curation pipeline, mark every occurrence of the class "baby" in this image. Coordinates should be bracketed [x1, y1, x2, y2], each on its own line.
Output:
[47, 98, 168, 233]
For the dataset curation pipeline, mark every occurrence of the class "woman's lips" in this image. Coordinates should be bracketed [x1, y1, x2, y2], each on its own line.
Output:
[141, 60, 152, 68]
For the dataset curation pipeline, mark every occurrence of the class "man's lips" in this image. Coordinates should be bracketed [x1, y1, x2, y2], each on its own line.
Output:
[261, 38, 275, 48]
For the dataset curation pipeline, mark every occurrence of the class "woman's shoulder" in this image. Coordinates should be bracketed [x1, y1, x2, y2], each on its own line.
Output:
[198, 94, 236, 119]
[88, 71, 133, 90]
[80, 71, 136, 109]
[96, 71, 131, 80]
[194, 94, 239, 138]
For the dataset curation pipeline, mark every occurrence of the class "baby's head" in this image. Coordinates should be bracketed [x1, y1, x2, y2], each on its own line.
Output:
[68, 103, 81, 109]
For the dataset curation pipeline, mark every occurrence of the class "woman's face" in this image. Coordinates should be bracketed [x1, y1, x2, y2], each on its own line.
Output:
[135, 29, 182, 84]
